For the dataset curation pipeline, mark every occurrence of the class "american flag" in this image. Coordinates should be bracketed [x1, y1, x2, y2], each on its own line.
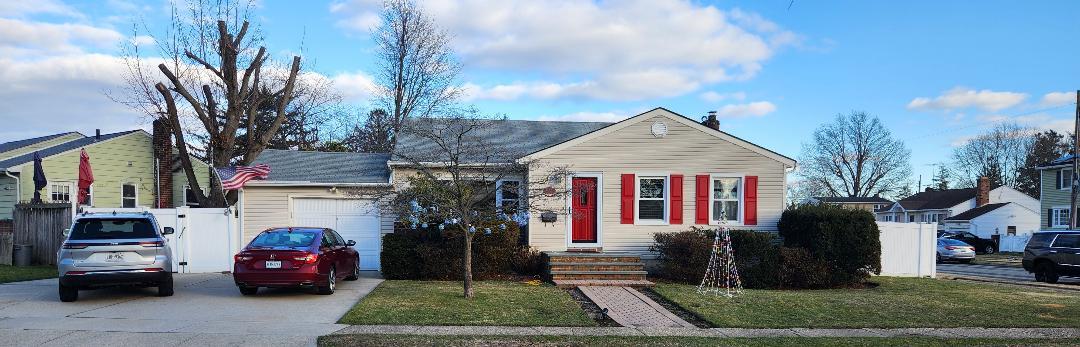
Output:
[216, 164, 271, 190]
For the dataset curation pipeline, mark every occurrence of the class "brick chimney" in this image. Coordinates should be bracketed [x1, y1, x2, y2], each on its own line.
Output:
[702, 111, 720, 130]
[152, 119, 174, 208]
[976, 176, 990, 207]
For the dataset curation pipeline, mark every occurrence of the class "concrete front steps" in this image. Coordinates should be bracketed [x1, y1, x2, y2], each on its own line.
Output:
[545, 251, 654, 288]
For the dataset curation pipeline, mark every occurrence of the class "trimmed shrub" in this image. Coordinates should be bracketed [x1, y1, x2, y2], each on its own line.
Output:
[651, 227, 779, 288]
[778, 203, 881, 286]
[380, 220, 533, 280]
[777, 247, 831, 289]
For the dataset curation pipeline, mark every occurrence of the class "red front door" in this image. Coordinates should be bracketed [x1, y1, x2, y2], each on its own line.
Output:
[571, 177, 597, 243]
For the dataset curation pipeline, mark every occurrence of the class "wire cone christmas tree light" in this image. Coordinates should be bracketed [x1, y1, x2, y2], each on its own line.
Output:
[698, 216, 743, 297]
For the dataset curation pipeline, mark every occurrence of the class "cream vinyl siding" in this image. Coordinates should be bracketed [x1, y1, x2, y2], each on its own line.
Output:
[240, 185, 396, 244]
[527, 111, 789, 254]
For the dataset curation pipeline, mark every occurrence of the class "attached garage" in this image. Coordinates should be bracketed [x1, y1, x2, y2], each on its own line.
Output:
[291, 198, 383, 270]
[240, 150, 394, 271]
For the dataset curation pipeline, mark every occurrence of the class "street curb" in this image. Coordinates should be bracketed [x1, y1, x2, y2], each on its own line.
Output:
[937, 274, 1080, 291]
[329, 325, 1080, 339]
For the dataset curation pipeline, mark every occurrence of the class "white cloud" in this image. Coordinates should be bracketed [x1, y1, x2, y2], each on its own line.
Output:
[1041, 91, 1074, 106]
[907, 87, 1027, 112]
[332, 0, 798, 101]
[715, 101, 776, 118]
[700, 91, 746, 102]
[0, 18, 125, 58]
[536, 111, 629, 123]
[0, 0, 83, 18]
[330, 70, 378, 102]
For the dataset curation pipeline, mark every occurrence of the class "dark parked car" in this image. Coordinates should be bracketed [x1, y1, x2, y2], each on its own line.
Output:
[233, 227, 361, 295]
[1023, 231, 1080, 283]
[939, 231, 998, 254]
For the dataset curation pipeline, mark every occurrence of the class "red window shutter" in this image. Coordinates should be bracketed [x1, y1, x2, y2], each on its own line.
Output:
[670, 174, 683, 224]
[621, 174, 635, 224]
[744, 176, 758, 225]
[695, 175, 709, 224]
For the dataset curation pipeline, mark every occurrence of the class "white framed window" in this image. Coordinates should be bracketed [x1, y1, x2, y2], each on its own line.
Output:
[710, 175, 743, 224]
[1052, 207, 1071, 228]
[122, 183, 138, 208]
[495, 179, 521, 213]
[1062, 169, 1074, 190]
[183, 185, 201, 207]
[49, 183, 71, 203]
[884, 215, 894, 222]
[908, 215, 916, 223]
[635, 175, 668, 224]
[81, 184, 93, 206]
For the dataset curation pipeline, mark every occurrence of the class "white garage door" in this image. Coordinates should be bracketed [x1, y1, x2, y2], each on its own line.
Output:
[291, 198, 382, 270]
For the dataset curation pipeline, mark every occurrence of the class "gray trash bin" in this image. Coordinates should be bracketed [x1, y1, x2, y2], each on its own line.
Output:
[12, 244, 32, 266]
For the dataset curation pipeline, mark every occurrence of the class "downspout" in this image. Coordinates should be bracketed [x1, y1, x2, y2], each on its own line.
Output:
[3, 170, 19, 206]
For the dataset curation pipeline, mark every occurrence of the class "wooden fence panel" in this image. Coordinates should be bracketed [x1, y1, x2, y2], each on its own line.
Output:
[0, 219, 11, 265]
[13, 203, 71, 265]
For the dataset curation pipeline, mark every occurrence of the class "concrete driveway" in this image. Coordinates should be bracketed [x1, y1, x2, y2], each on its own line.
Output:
[0, 272, 382, 346]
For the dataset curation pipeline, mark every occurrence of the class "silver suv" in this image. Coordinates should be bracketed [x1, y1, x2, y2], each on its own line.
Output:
[57, 212, 175, 302]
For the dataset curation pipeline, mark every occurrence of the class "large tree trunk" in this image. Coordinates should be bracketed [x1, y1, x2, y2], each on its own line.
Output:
[463, 226, 474, 298]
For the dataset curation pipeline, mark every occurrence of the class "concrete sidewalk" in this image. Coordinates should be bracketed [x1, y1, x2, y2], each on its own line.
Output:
[332, 325, 1080, 339]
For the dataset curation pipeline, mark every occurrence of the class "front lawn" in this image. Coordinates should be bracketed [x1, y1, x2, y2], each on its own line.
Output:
[653, 277, 1080, 328]
[319, 334, 1080, 347]
[339, 281, 595, 326]
[0, 264, 57, 284]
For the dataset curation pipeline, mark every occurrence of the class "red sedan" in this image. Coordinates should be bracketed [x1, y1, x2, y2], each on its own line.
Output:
[233, 227, 360, 295]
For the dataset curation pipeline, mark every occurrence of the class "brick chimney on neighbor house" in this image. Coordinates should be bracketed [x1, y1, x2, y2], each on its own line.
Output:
[152, 119, 174, 208]
[976, 176, 990, 207]
[702, 111, 720, 130]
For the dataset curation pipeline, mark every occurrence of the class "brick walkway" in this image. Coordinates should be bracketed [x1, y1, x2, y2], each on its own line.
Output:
[577, 286, 695, 328]
[331, 325, 1080, 339]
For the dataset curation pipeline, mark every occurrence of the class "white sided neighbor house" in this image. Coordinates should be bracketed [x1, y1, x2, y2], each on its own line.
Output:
[236, 108, 796, 277]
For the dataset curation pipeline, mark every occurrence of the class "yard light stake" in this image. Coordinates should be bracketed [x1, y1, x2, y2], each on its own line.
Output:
[697, 214, 743, 298]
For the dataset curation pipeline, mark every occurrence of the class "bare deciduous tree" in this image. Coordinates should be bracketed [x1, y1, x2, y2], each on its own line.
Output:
[798, 111, 912, 198]
[951, 123, 1035, 189]
[1016, 130, 1070, 198]
[116, 0, 326, 207]
[373, 0, 462, 150]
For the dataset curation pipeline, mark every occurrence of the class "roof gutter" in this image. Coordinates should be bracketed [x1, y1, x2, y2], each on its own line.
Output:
[3, 170, 19, 204]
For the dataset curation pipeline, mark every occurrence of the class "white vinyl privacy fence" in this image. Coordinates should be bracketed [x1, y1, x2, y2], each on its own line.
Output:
[82, 207, 240, 273]
[877, 221, 936, 277]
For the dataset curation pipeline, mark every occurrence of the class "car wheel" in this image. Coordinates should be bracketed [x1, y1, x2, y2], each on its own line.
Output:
[1036, 262, 1059, 284]
[983, 245, 996, 254]
[238, 285, 258, 296]
[157, 274, 174, 297]
[58, 283, 78, 302]
[317, 268, 336, 295]
[344, 257, 360, 281]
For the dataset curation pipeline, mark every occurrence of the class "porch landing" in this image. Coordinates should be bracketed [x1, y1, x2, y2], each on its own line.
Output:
[544, 251, 655, 288]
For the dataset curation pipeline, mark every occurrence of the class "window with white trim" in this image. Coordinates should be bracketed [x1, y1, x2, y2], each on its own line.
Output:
[636, 176, 667, 222]
[184, 185, 200, 207]
[884, 215, 894, 222]
[495, 179, 521, 213]
[908, 215, 916, 223]
[1052, 208, 1070, 228]
[122, 183, 137, 208]
[1062, 169, 1074, 190]
[49, 183, 71, 202]
[711, 177, 742, 223]
[82, 185, 93, 206]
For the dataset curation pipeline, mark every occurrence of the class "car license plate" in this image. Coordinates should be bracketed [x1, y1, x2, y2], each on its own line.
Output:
[265, 260, 281, 269]
[105, 253, 125, 263]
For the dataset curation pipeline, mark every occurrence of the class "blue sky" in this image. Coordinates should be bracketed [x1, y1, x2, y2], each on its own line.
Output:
[1, 0, 1077, 190]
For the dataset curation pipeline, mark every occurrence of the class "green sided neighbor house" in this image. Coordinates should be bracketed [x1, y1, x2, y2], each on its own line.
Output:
[0, 120, 212, 220]
[1038, 155, 1078, 229]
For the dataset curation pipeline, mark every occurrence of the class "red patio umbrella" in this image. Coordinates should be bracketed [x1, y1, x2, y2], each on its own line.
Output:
[78, 149, 94, 205]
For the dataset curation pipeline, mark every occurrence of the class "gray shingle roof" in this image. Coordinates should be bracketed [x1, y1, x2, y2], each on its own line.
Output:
[0, 132, 81, 154]
[0, 130, 139, 171]
[944, 203, 1008, 221]
[812, 196, 892, 204]
[391, 118, 611, 163]
[251, 149, 391, 184]
[894, 188, 977, 211]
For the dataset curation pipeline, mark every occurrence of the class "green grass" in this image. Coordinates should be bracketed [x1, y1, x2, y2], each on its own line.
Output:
[970, 252, 1023, 268]
[319, 334, 1080, 347]
[0, 264, 57, 284]
[338, 281, 595, 326]
[653, 277, 1080, 328]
